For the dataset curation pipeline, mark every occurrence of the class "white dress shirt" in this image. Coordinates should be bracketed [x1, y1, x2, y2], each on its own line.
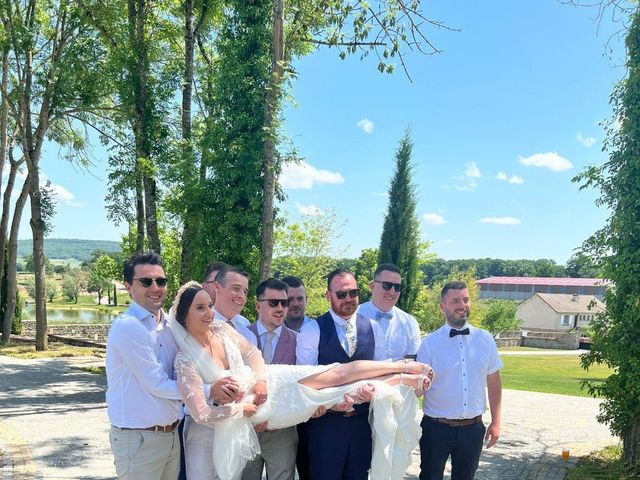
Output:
[296, 309, 385, 365]
[106, 301, 182, 428]
[213, 307, 257, 346]
[357, 301, 421, 361]
[417, 323, 503, 420]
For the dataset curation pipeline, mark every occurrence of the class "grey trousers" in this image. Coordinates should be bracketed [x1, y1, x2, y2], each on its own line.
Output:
[109, 426, 180, 480]
[241, 427, 298, 480]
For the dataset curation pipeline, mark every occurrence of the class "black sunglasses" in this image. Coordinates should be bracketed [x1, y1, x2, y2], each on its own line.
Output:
[134, 277, 168, 288]
[258, 298, 291, 308]
[373, 280, 402, 292]
[332, 288, 360, 300]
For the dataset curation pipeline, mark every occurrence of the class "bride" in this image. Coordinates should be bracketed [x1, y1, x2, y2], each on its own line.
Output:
[170, 281, 433, 480]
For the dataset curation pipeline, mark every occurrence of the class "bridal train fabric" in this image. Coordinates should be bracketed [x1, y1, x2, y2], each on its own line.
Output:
[170, 315, 422, 480]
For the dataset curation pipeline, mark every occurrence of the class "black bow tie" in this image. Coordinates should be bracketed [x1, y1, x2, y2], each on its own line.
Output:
[449, 328, 470, 338]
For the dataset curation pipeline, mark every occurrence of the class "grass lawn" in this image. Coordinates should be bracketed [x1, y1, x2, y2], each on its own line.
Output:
[0, 341, 105, 359]
[501, 354, 612, 397]
[566, 445, 640, 480]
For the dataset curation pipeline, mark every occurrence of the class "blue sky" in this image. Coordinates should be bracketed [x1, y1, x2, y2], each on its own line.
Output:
[25, 0, 629, 264]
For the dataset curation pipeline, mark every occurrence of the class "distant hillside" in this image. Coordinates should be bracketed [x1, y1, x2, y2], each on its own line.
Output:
[17, 238, 121, 261]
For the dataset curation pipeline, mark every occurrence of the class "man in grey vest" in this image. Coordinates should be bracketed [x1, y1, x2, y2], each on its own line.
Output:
[242, 278, 298, 480]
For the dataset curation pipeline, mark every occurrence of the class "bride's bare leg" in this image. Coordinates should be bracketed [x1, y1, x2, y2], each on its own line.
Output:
[298, 359, 429, 390]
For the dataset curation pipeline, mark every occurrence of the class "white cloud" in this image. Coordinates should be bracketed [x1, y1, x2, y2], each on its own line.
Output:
[576, 132, 596, 148]
[47, 182, 83, 207]
[423, 213, 446, 225]
[357, 118, 374, 134]
[479, 216, 521, 225]
[518, 152, 573, 172]
[465, 161, 481, 178]
[295, 202, 324, 216]
[280, 161, 344, 190]
[497, 172, 524, 184]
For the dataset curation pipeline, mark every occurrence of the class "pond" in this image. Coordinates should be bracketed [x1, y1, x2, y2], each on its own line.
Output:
[23, 304, 117, 324]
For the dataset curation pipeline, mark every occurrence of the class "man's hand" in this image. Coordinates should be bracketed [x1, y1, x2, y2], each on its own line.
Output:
[210, 376, 241, 404]
[254, 421, 269, 433]
[252, 380, 268, 406]
[329, 394, 355, 412]
[310, 406, 327, 418]
[485, 421, 500, 448]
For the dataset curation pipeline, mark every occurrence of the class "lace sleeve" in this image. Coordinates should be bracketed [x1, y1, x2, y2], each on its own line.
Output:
[175, 353, 245, 424]
[221, 322, 267, 382]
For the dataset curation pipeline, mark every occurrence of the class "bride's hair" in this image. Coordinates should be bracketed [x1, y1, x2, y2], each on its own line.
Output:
[172, 281, 204, 328]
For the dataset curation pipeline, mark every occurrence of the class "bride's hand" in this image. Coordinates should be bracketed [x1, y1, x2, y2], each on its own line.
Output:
[242, 403, 258, 417]
[252, 379, 268, 405]
[401, 359, 434, 379]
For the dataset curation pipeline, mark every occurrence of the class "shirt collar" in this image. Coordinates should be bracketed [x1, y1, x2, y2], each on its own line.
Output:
[213, 307, 235, 323]
[444, 322, 471, 334]
[371, 302, 395, 317]
[128, 301, 165, 324]
[329, 308, 357, 327]
[256, 320, 282, 338]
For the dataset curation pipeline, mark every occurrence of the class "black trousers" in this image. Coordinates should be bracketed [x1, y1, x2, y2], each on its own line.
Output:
[419, 416, 486, 480]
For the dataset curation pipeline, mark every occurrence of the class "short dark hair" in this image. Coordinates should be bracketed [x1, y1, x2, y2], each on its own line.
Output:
[374, 263, 401, 278]
[281, 275, 304, 289]
[256, 278, 288, 298]
[123, 252, 163, 284]
[175, 284, 203, 328]
[215, 265, 249, 286]
[441, 281, 468, 300]
[203, 261, 228, 283]
[327, 268, 355, 290]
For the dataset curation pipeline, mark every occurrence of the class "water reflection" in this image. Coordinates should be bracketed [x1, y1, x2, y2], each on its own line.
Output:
[23, 304, 117, 324]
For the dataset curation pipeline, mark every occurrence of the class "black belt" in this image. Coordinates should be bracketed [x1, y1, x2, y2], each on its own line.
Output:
[424, 415, 482, 427]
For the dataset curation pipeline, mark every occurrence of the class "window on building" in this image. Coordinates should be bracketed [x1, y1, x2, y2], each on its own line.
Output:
[561, 315, 571, 326]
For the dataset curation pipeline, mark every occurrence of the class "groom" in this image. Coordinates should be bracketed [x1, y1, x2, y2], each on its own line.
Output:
[297, 268, 384, 480]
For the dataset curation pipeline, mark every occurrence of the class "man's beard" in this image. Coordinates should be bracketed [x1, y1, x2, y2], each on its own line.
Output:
[445, 312, 468, 329]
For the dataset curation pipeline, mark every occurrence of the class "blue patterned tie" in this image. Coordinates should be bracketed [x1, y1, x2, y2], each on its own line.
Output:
[344, 320, 357, 356]
[375, 311, 393, 321]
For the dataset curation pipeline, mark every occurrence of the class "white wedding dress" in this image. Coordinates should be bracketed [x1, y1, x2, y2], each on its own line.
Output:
[172, 318, 421, 480]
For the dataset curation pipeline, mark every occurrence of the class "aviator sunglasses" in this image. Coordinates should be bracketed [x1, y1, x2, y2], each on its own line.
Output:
[332, 288, 360, 300]
[373, 280, 402, 292]
[133, 277, 168, 288]
[258, 299, 291, 308]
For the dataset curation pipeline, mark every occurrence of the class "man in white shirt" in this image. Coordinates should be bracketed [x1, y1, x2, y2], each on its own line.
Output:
[242, 278, 298, 480]
[211, 265, 256, 345]
[106, 253, 233, 480]
[357, 263, 421, 361]
[416, 281, 502, 480]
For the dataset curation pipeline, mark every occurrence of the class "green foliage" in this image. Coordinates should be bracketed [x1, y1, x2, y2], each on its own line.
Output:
[87, 271, 110, 305]
[272, 210, 346, 318]
[481, 300, 521, 335]
[23, 254, 52, 274]
[46, 278, 58, 303]
[352, 248, 379, 303]
[25, 278, 36, 300]
[573, 8, 640, 461]
[378, 130, 422, 312]
[13, 291, 23, 335]
[565, 251, 603, 278]
[61, 269, 88, 304]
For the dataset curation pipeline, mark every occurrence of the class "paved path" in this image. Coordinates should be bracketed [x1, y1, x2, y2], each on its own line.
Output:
[0, 355, 617, 480]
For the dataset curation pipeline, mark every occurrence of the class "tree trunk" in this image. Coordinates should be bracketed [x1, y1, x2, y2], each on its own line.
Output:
[179, 0, 196, 282]
[143, 176, 160, 253]
[2, 175, 30, 342]
[0, 45, 9, 319]
[113, 283, 118, 306]
[623, 417, 640, 463]
[259, 0, 285, 281]
[135, 169, 145, 253]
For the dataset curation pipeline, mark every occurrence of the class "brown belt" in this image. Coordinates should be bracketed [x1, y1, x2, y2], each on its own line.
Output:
[116, 420, 180, 433]
[425, 415, 482, 427]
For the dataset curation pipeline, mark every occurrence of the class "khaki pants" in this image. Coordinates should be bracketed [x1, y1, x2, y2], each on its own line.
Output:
[110, 426, 180, 480]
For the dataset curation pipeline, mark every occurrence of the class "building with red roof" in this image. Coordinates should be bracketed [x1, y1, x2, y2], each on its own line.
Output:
[477, 276, 609, 302]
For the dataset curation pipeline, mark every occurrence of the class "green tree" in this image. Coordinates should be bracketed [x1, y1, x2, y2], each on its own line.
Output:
[46, 278, 58, 303]
[481, 300, 521, 335]
[378, 130, 421, 313]
[62, 269, 88, 304]
[87, 271, 110, 306]
[574, 7, 640, 464]
[352, 248, 379, 303]
[93, 255, 120, 305]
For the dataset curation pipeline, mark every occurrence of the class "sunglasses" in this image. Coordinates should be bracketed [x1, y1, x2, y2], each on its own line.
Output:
[373, 280, 402, 292]
[134, 277, 168, 288]
[332, 288, 360, 300]
[258, 298, 291, 308]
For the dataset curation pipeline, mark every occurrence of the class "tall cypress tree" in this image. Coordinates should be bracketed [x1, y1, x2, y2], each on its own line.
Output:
[576, 6, 640, 464]
[378, 130, 420, 312]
